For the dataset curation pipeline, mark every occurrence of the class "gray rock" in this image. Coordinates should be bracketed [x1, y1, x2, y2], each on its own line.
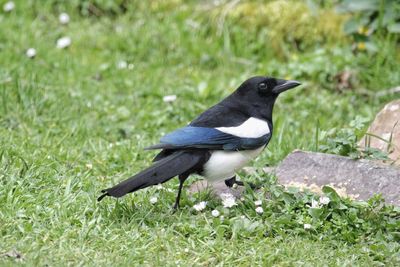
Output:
[358, 99, 400, 166]
[276, 150, 400, 205]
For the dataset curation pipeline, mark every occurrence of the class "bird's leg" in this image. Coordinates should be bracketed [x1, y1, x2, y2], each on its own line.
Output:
[173, 174, 188, 210]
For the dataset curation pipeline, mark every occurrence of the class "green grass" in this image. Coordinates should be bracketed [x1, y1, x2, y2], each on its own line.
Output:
[1, 1, 400, 266]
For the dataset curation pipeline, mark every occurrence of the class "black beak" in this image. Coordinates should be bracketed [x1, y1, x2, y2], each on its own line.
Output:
[272, 79, 301, 94]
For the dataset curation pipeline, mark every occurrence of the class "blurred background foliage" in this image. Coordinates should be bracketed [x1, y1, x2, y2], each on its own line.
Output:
[12, 0, 399, 91]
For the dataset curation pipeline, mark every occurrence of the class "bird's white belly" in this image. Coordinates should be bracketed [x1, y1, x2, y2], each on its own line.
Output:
[203, 146, 265, 182]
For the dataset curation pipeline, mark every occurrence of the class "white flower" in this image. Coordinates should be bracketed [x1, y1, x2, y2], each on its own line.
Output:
[184, 248, 189, 253]
[155, 184, 163, 190]
[150, 196, 158, 204]
[304, 223, 312, 229]
[211, 209, 220, 217]
[99, 63, 109, 70]
[221, 193, 237, 208]
[254, 200, 262, 206]
[311, 198, 320, 208]
[319, 196, 330, 205]
[193, 201, 207, 211]
[163, 95, 177, 103]
[85, 163, 93, 169]
[117, 60, 127, 69]
[255, 206, 264, 214]
[26, 48, 36, 58]
[197, 81, 207, 94]
[3, 1, 15, 12]
[56, 36, 71, 49]
[59, 13, 70, 24]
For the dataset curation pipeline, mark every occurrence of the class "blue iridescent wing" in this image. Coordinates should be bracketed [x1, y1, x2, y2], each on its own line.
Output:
[146, 126, 270, 151]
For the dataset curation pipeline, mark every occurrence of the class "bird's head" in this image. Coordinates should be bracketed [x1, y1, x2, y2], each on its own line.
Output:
[229, 76, 301, 119]
[235, 76, 301, 99]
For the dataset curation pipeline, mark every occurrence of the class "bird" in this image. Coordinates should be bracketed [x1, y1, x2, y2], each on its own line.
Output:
[98, 76, 301, 209]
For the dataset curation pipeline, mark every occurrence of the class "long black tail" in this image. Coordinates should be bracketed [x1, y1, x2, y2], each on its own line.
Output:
[98, 151, 207, 201]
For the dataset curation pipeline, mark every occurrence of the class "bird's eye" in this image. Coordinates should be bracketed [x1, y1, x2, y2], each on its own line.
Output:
[258, 82, 268, 93]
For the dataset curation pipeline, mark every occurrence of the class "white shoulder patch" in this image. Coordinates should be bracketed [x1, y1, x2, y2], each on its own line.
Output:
[216, 117, 270, 138]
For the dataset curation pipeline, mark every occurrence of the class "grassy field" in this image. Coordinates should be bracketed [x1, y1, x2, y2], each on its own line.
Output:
[1, 1, 399, 266]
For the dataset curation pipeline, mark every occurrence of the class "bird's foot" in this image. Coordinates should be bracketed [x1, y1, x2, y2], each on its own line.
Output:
[225, 177, 257, 189]
[171, 200, 181, 213]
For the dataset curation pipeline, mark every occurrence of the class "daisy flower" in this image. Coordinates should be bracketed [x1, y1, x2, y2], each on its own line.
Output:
[193, 201, 207, 211]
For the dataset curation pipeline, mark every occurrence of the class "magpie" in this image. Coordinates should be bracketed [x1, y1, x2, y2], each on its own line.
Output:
[98, 76, 301, 209]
